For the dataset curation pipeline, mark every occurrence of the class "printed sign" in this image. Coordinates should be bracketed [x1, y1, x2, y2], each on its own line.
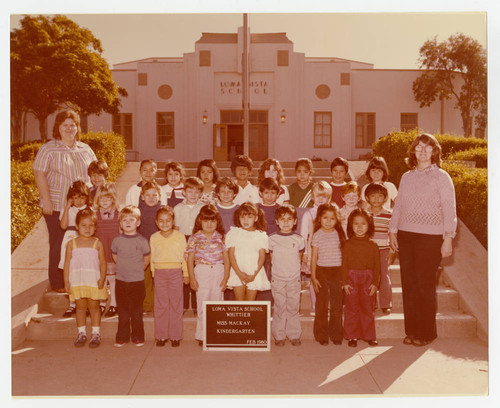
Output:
[203, 301, 271, 351]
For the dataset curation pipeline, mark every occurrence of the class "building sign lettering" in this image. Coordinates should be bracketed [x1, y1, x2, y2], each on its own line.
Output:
[220, 80, 269, 95]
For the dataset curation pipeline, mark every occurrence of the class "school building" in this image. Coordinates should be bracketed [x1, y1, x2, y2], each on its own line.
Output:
[26, 26, 467, 162]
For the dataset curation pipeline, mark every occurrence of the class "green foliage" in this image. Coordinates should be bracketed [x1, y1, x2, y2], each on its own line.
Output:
[11, 161, 42, 251]
[11, 131, 126, 252]
[372, 129, 487, 186]
[10, 15, 127, 141]
[10, 140, 44, 161]
[446, 146, 487, 168]
[413, 33, 487, 137]
[81, 132, 127, 182]
[373, 130, 487, 248]
[442, 163, 487, 247]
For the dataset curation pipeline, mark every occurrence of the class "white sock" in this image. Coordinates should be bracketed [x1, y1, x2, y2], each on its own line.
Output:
[77, 326, 86, 334]
[92, 326, 100, 334]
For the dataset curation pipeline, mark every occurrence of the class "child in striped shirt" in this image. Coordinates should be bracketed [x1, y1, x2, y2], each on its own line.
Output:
[365, 183, 394, 314]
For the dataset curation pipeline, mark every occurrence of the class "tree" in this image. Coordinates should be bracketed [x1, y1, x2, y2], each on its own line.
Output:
[412, 33, 487, 137]
[11, 15, 127, 142]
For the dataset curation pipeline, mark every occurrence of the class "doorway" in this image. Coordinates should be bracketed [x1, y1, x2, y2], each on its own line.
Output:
[214, 110, 268, 161]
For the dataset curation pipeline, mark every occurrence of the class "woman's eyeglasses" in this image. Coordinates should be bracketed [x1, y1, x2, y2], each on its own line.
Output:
[414, 144, 433, 152]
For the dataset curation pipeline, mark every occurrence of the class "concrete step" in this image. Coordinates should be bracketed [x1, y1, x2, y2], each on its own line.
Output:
[25, 309, 476, 341]
[39, 279, 458, 317]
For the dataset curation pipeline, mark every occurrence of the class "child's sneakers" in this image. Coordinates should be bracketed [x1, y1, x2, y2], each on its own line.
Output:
[348, 339, 358, 347]
[89, 333, 101, 348]
[274, 339, 286, 347]
[74, 332, 87, 347]
[133, 340, 145, 347]
[114, 341, 126, 348]
[290, 339, 301, 346]
[62, 306, 76, 318]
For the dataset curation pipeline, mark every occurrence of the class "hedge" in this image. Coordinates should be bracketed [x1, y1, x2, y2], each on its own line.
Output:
[442, 163, 487, 248]
[372, 130, 487, 248]
[372, 129, 488, 186]
[11, 131, 126, 251]
[446, 146, 487, 168]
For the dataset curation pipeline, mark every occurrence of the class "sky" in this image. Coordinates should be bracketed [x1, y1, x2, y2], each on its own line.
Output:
[9, 10, 488, 70]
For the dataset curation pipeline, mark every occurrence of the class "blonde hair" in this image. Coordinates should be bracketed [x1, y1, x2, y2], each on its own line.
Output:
[341, 181, 360, 197]
[311, 181, 332, 200]
[94, 182, 119, 211]
[119, 205, 141, 222]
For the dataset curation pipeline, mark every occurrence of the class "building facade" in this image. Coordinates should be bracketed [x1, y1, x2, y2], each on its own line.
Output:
[25, 26, 466, 162]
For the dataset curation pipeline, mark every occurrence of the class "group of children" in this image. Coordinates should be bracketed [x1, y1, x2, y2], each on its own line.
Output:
[62, 154, 397, 349]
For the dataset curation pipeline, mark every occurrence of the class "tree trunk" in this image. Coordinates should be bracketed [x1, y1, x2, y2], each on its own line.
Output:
[11, 109, 22, 143]
[38, 115, 48, 142]
[462, 113, 472, 138]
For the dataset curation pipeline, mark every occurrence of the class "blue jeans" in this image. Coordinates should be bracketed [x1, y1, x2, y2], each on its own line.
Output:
[43, 212, 64, 290]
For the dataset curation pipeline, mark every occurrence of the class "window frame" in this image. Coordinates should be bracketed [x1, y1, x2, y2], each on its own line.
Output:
[156, 112, 175, 149]
[355, 112, 376, 149]
[400, 112, 418, 131]
[112, 113, 133, 149]
[313, 111, 332, 148]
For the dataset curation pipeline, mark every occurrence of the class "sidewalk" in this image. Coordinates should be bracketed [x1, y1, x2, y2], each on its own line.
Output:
[12, 337, 488, 397]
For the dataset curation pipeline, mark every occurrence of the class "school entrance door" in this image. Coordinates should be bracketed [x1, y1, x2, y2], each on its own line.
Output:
[213, 110, 268, 161]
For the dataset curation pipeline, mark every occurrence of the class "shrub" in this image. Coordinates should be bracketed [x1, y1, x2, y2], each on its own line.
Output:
[442, 163, 487, 248]
[11, 131, 126, 252]
[81, 131, 126, 182]
[11, 141, 44, 161]
[446, 146, 487, 168]
[373, 129, 488, 186]
[11, 161, 42, 250]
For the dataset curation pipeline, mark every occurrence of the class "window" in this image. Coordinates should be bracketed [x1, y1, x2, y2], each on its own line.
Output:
[157, 112, 175, 148]
[401, 113, 418, 131]
[277, 50, 289, 67]
[340, 73, 350, 85]
[314, 112, 332, 148]
[112, 113, 133, 149]
[355, 113, 376, 148]
[199, 51, 211, 67]
[138, 73, 148, 86]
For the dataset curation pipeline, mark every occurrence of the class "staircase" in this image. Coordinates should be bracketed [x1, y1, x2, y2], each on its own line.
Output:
[22, 160, 478, 342]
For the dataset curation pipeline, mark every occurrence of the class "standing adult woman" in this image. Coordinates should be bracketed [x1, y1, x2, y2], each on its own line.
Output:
[389, 133, 457, 346]
[34, 110, 97, 292]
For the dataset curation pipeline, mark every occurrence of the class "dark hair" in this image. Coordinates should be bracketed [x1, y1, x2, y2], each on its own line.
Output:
[88, 159, 109, 178]
[156, 205, 175, 222]
[258, 177, 280, 193]
[258, 158, 285, 187]
[406, 133, 443, 169]
[75, 207, 97, 227]
[140, 180, 162, 197]
[365, 156, 389, 182]
[330, 156, 349, 172]
[234, 202, 267, 232]
[140, 159, 157, 170]
[184, 176, 204, 192]
[313, 203, 346, 244]
[230, 155, 253, 173]
[364, 183, 389, 200]
[295, 158, 313, 174]
[215, 177, 239, 195]
[164, 161, 185, 183]
[346, 208, 375, 239]
[192, 204, 225, 236]
[67, 180, 91, 206]
[53, 110, 81, 141]
[197, 159, 220, 184]
[275, 204, 298, 230]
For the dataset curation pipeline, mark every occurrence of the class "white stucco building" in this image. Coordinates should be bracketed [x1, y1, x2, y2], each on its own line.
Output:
[25, 26, 467, 162]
